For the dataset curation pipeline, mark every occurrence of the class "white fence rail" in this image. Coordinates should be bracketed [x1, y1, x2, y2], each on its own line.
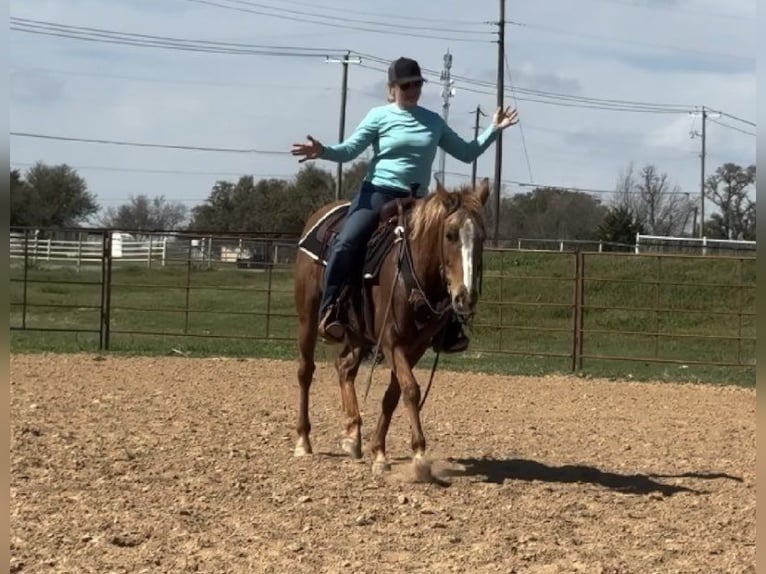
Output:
[635, 233, 756, 255]
[10, 235, 167, 269]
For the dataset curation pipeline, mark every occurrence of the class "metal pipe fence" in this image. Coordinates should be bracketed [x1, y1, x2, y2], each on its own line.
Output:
[9, 229, 755, 373]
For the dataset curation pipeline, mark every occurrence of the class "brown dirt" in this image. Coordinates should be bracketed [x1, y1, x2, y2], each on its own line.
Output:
[10, 353, 755, 574]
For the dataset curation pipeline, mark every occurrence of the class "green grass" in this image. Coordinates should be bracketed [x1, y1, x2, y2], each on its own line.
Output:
[9, 252, 756, 387]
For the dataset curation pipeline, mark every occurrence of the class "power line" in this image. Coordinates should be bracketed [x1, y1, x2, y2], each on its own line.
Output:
[443, 171, 693, 196]
[10, 17, 347, 57]
[715, 111, 756, 127]
[356, 54, 696, 114]
[10, 132, 289, 154]
[206, 0, 492, 35]
[259, 0, 491, 26]
[12, 20, 740, 120]
[503, 49, 534, 184]
[180, 0, 492, 44]
[707, 118, 756, 137]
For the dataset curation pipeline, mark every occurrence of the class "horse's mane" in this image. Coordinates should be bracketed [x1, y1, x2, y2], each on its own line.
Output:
[409, 189, 485, 242]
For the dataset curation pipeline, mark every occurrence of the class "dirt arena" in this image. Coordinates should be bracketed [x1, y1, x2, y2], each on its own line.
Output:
[10, 353, 755, 573]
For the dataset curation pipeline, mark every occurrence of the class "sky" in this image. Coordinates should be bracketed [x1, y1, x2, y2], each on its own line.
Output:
[9, 0, 757, 223]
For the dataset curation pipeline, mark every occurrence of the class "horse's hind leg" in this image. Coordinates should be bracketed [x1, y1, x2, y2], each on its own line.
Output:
[369, 371, 401, 474]
[336, 344, 364, 459]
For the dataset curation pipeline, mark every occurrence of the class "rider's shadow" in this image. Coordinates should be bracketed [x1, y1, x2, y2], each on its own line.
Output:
[445, 457, 743, 496]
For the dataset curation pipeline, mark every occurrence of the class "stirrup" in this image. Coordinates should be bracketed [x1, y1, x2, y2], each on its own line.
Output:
[318, 308, 345, 343]
[433, 323, 470, 354]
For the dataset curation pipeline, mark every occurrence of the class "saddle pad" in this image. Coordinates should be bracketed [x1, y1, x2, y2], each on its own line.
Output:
[297, 202, 351, 265]
[297, 202, 401, 282]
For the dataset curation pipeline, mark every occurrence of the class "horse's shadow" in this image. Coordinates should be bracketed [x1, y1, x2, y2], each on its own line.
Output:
[447, 457, 743, 496]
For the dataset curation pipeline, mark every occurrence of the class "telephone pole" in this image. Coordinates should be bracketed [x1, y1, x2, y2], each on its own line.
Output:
[690, 105, 708, 238]
[699, 106, 707, 238]
[438, 50, 455, 185]
[470, 105, 486, 190]
[493, 0, 506, 245]
[326, 52, 361, 200]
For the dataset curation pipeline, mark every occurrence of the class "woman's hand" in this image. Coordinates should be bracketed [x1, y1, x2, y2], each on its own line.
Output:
[492, 106, 519, 130]
[291, 135, 324, 163]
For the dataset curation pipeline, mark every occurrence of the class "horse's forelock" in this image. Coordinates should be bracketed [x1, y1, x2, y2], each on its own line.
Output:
[409, 189, 485, 241]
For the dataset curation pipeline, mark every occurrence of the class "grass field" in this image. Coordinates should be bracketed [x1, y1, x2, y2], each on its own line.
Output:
[10, 250, 756, 386]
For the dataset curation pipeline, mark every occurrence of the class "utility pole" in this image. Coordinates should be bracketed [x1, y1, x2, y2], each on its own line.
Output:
[438, 50, 455, 185]
[699, 106, 707, 238]
[326, 52, 361, 200]
[690, 105, 708, 238]
[470, 105, 486, 190]
[493, 0, 506, 245]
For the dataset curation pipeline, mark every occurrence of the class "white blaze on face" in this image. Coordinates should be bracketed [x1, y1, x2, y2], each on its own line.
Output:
[459, 218, 475, 293]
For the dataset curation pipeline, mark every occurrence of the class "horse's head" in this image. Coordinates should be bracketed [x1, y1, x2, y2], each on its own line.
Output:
[411, 178, 490, 319]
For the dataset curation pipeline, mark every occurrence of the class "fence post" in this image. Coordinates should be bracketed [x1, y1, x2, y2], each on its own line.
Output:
[77, 232, 83, 272]
[99, 231, 113, 350]
[635, 233, 640, 254]
[571, 251, 583, 371]
[22, 230, 29, 330]
[148, 235, 153, 269]
[265, 240, 274, 338]
[207, 235, 213, 270]
[161, 238, 167, 268]
[32, 231, 38, 265]
[184, 241, 193, 334]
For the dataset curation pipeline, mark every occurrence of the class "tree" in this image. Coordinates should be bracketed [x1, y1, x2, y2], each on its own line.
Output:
[503, 187, 607, 240]
[597, 205, 645, 247]
[10, 162, 99, 228]
[10, 169, 31, 227]
[612, 162, 693, 236]
[187, 164, 333, 235]
[99, 194, 188, 233]
[704, 162, 756, 240]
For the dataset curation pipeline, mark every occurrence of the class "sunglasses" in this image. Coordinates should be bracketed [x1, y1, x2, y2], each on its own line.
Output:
[399, 80, 424, 91]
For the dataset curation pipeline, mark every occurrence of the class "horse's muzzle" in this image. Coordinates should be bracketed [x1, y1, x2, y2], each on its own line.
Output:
[451, 286, 476, 317]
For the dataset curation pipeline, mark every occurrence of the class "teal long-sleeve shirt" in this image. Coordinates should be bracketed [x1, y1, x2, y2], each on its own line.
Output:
[320, 103, 499, 197]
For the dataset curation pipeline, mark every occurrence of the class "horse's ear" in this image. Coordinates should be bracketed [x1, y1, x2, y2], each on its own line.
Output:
[434, 175, 448, 197]
[477, 178, 490, 205]
[434, 175, 460, 212]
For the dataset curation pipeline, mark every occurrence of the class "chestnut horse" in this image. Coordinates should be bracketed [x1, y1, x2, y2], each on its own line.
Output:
[293, 178, 490, 474]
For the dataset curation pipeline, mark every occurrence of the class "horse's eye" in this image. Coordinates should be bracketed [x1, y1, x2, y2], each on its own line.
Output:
[446, 230, 459, 243]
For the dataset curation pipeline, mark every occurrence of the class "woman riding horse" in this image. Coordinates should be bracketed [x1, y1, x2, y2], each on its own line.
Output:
[291, 56, 519, 351]
[294, 176, 492, 474]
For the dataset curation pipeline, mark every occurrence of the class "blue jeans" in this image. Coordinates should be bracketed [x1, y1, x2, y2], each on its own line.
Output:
[320, 181, 411, 316]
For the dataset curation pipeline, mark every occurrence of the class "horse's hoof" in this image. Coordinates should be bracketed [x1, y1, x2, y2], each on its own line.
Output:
[411, 456, 436, 483]
[340, 437, 363, 460]
[372, 460, 391, 475]
[294, 438, 313, 457]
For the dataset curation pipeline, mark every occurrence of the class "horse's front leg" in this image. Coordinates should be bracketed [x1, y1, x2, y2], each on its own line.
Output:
[390, 346, 427, 462]
[336, 344, 364, 460]
[369, 371, 401, 474]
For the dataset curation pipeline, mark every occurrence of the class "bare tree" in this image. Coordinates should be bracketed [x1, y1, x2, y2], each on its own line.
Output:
[612, 163, 694, 236]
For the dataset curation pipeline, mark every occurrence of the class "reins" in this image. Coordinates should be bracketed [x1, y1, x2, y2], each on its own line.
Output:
[362, 221, 406, 403]
[362, 199, 446, 411]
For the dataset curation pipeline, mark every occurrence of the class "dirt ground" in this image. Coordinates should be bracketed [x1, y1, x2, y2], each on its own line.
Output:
[10, 353, 756, 574]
